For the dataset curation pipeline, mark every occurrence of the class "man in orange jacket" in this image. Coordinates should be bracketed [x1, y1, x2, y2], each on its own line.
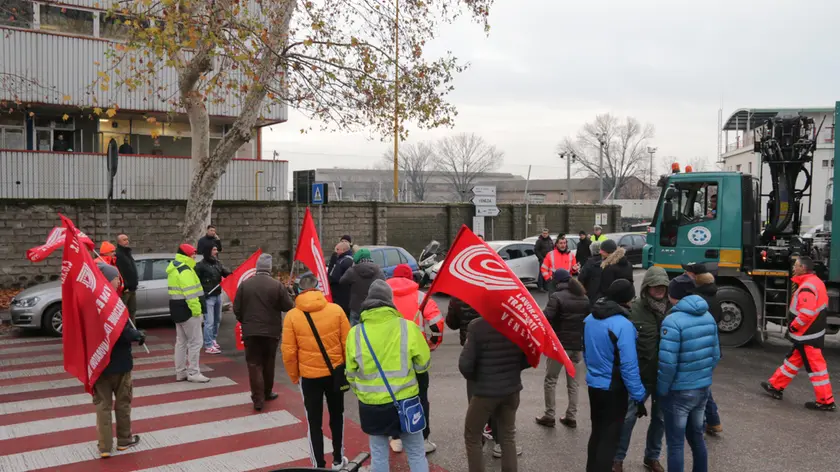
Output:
[281, 274, 351, 468]
[541, 235, 579, 293]
[762, 257, 836, 411]
[387, 263, 443, 454]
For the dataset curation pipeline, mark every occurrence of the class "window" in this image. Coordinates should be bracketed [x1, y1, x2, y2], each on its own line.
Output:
[382, 248, 401, 267]
[658, 181, 718, 247]
[370, 249, 386, 268]
[397, 249, 411, 264]
[150, 259, 171, 280]
[40, 5, 94, 36]
[499, 246, 525, 260]
[0, 128, 24, 149]
[748, 162, 752, 174]
[0, 0, 33, 28]
[99, 12, 132, 40]
[736, 164, 742, 172]
[823, 160, 829, 168]
[632, 235, 646, 248]
[518, 244, 536, 257]
[134, 260, 147, 281]
[618, 235, 633, 248]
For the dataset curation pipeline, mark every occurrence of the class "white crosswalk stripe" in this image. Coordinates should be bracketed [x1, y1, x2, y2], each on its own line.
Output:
[0, 391, 251, 440]
[0, 354, 176, 380]
[0, 377, 237, 415]
[0, 340, 167, 355]
[0, 336, 60, 346]
[0, 366, 214, 396]
[0, 344, 173, 367]
[0, 410, 300, 471]
[134, 438, 333, 472]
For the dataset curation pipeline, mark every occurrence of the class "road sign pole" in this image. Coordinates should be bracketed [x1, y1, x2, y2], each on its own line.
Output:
[318, 204, 323, 245]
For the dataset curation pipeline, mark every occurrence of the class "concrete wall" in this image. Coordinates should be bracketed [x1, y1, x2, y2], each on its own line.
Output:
[0, 199, 619, 289]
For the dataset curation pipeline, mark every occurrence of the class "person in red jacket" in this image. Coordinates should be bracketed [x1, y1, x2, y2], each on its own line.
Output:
[386, 263, 443, 454]
[540, 235, 579, 293]
[762, 256, 835, 411]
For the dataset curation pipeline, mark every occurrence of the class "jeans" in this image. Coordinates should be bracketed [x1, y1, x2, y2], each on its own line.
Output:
[543, 351, 581, 420]
[587, 386, 628, 472]
[663, 387, 710, 472]
[465, 392, 519, 472]
[369, 432, 428, 472]
[203, 294, 222, 348]
[300, 376, 345, 468]
[614, 393, 665, 461]
[704, 390, 720, 427]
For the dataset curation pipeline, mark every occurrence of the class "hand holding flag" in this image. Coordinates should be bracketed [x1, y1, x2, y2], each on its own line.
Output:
[293, 208, 332, 302]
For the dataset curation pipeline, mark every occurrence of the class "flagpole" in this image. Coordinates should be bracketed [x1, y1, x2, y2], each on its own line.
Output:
[127, 317, 150, 354]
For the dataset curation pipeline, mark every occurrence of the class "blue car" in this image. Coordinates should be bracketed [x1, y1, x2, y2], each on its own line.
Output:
[295, 245, 421, 289]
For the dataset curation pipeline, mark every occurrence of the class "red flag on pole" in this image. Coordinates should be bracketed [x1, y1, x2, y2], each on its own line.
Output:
[423, 225, 576, 374]
[220, 249, 263, 305]
[293, 208, 332, 302]
[59, 214, 128, 394]
[27, 226, 95, 262]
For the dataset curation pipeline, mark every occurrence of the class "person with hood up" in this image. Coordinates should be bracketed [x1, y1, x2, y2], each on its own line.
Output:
[578, 241, 603, 305]
[536, 269, 590, 429]
[387, 263, 443, 454]
[598, 239, 634, 300]
[583, 279, 647, 472]
[195, 245, 231, 354]
[166, 244, 209, 383]
[534, 229, 554, 292]
[540, 235, 579, 294]
[282, 274, 350, 469]
[340, 248, 386, 326]
[612, 267, 670, 472]
[577, 230, 592, 263]
[329, 240, 355, 316]
[345, 280, 431, 472]
[657, 277, 720, 472]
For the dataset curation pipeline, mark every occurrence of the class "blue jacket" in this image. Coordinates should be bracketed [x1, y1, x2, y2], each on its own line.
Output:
[583, 299, 646, 402]
[657, 295, 721, 396]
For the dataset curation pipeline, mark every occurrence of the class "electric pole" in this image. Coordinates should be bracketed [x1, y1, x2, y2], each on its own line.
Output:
[392, 0, 400, 202]
[597, 133, 607, 203]
[559, 151, 576, 203]
[647, 146, 657, 198]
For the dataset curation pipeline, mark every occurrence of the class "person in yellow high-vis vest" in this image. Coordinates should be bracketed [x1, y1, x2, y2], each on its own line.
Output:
[591, 225, 608, 242]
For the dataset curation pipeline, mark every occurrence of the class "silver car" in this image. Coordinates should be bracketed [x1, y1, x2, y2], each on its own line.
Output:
[9, 253, 229, 336]
[429, 240, 541, 285]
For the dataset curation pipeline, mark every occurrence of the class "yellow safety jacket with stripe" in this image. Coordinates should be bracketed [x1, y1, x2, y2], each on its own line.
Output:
[345, 305, 431, 406]
[166, 253, 205, 322]
[591, 234, 608, 242]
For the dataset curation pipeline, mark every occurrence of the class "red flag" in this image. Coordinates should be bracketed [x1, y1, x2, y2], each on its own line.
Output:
[27, 226, 95, 262]
[293, 208, 332, 302]
[221, 249, 263, 305]
[59, 214, 128, 394]
[424, 225, 576, 374]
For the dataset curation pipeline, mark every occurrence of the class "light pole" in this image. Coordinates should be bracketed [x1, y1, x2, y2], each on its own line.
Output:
[597, 133, 607, 203]
[392, 0, 400, 202]
[646, 146, 657, 197]
[559, 151, 576, 203]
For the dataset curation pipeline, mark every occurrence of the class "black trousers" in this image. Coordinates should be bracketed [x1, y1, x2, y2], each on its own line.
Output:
[587, 386, 629, 472]
[301, 376, 345, 468]
[243, 336, 279, 407]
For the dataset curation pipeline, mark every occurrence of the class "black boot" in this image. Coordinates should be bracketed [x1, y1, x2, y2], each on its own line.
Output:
[761, 381, 783, 400]
[805, 401, 836, 411]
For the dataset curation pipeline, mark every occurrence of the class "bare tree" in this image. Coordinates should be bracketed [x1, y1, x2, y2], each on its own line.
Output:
[434, 133, 504, 202]
[558, 114, 655, 200]
[382, 142, 435, 201]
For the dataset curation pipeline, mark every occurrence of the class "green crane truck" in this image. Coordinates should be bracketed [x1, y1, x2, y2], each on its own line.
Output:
[643, 102, 839, 347]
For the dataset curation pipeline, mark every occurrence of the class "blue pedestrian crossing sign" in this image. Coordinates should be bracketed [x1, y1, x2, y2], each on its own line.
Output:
[312, 183, 325, 204]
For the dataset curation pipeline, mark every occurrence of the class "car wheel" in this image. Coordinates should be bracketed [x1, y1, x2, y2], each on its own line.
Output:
[41, 304, 63, 337]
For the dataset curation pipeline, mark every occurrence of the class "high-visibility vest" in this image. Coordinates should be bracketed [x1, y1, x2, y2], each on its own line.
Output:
[591, 234, 608, 242]
[788, 273, 828, 346]
[540, 249, 577, 280]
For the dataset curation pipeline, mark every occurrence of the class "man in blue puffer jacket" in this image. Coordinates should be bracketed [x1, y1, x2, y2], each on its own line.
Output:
[583, 279, 647, 472]
[657, 275, 720, 472]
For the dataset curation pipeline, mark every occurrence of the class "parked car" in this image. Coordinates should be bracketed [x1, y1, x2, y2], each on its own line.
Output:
[430, 240, 541, 285]
[523, 234, 580, 251]
[9, 253, 230, 336]
[294, 245, 421, 289]
[602, 232, 646, 265]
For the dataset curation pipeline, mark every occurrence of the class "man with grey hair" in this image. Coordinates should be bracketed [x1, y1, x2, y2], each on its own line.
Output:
[234, 253, 295, 410]
[578, 240, 603, 304]
[329, 241, 354, 316]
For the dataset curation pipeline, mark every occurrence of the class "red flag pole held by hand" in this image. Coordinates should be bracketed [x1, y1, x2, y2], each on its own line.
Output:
[422, 225, 576, 375]
[293, 208, 332, 302]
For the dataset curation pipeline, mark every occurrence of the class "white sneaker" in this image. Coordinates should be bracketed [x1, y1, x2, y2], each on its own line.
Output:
[187, 373, 210, 383]
[492, 443, 522, 458]
[331, 456, 348, 470]
[213, 340, 221, 349]
[389, 438, 403, 453]
[424, 439, 437, 454]
[205, 346, 221, 354]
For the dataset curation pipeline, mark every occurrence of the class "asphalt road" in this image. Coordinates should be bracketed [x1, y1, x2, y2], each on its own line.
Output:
[170, 269, 840, 471]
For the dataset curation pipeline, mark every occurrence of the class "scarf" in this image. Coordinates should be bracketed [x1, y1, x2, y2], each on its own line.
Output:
[645, 295, 668, 316]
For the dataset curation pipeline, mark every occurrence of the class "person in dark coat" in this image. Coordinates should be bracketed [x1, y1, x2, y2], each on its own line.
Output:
[536, 269, 590, 429]
[446, 297, 481, 347]
[195, 245, 231, 353]
[576, 230, 592, 263]
[534, 229, 554, 292]
[460, 316, 530, 472]
[115, 234, 139, 324]
[578, 241, 603, 305]
[93, 323, 145, 458]
[598, 239, 634, 301]
[688, 267, 723, 435]
[328, 241, 354, 316]
[327, 235, 353, 274]
[196, 225, 223, 255]
[339, 248, 386, 326]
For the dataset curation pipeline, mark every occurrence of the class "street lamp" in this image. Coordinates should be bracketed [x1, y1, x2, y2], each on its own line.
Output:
[558, 151, 576, 203]
[596, 133, 607, 203]
[647, 146, 657, 197]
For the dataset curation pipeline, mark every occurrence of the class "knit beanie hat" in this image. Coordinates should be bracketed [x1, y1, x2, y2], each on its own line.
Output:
[341, 234, 352, 243]
[354, 248, 373, 264]
[668, 274, 695, 300]
[393, 264, 414, 280]
[178, 244, 197, 257]
[256, 253, 273, 272]
[366, 279, 394, 306]
[553, 268, 571, 283]
[600, 239, 618, 254]
[606, 279, 635, 305]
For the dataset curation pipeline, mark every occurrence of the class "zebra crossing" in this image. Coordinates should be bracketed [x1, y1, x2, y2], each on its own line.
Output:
[0, 327, 359, 471]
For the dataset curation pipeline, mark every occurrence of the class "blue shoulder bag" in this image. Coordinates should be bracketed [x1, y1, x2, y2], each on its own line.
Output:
[360, 323, 426, 435]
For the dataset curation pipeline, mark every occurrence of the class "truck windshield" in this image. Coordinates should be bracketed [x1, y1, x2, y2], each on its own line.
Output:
[657, 180, 718, 246]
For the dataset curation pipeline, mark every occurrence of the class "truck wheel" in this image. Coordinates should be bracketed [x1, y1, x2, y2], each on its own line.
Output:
[41, 304, 63, 337]
[717, 285, 756, 348]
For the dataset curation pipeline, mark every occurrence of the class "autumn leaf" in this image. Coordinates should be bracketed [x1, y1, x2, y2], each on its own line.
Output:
[62, 95, 71, 102]
[62, 114, 69, 121]
[150, 129, 160, 139]
[100, 83, 110, 91]
[106, 108, 117, 118]
[93, 107, 103, 116]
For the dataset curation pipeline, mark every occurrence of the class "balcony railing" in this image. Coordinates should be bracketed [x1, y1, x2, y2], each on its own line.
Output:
[0, 150, 288, 201]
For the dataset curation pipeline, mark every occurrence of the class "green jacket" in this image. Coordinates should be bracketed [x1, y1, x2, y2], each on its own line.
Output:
[166, 253, 205, 322]
[628, 267, 670, 393]
[346, 305, 431, 405]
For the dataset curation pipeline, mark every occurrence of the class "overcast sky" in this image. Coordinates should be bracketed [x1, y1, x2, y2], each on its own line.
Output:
[262, 0, 839, 182]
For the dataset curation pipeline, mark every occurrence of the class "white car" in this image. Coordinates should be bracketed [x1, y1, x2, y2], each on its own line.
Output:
[523, 234, 580, 251]
[429, 240, 541, 285]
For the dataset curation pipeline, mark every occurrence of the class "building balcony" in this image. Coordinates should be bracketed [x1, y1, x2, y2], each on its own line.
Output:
[0, 149, 289, 201]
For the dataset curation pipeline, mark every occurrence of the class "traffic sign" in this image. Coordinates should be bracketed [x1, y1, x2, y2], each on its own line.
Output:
[312, 183, 325, 205]
[476, 206, 500, 217]
[471, 185, 497, 196]
[470, 195, 497, 206]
